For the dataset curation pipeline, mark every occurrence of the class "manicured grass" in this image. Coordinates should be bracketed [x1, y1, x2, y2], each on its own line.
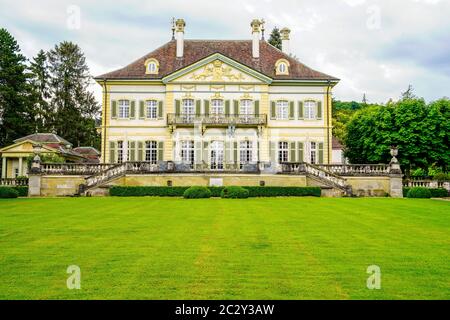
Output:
[0, 197, 449, 300]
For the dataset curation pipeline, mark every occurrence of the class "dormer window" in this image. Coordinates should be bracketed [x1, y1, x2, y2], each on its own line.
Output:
[145, 58, 159, 75]
[275, 59, 290, 75]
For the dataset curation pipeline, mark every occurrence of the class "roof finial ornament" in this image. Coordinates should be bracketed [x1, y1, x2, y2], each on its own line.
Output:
[261, 18, 266, 40]
[171, 17, 176, 40]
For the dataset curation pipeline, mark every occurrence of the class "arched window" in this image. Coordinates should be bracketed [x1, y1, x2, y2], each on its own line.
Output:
[275, 59, 290, 75]
[276, 101, 289, 120]
[145, 58, 159, 74]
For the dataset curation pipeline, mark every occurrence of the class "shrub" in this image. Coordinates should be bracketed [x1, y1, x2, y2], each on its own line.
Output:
[183, 186, 211, 199]
[0, 187, 19, 198]
[433, 172, 450, 182]
[245, 186, 321, 197]
[403, 187, 410, 198]
[406, 187, 432, 199]
[430, 188, 449, 198]
[208, 187, 225, 198]
[14, 186, 28, 197]
[221, 186, 249, 199]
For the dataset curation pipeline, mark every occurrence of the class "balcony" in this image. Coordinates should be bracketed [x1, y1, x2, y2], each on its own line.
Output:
[167, 114, 267, 127]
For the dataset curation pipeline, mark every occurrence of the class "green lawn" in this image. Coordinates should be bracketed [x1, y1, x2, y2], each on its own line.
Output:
[0, 197, 449, 300]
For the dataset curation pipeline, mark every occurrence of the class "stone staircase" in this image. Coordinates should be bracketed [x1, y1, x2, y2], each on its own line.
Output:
[78, 163, 127, 195]
[281, 162, 352, 196]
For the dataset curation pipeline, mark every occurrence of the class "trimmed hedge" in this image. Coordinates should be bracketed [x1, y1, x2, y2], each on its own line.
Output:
[221, 186, 249, 199]
[183, 186, 211, 199]
[404, 187, 448, 198]
[14, 186, 28, 197]
[110, 186, 322, 197]
[406, 187, 432, 199]
[0, 187, 19, 199]
[430, 188, 449, 198]
[245, 186, 321, 197]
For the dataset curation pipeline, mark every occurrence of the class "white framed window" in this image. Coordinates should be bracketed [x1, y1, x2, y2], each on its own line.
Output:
[240, 140, 253, 169]
[276, 101, 289, 120]
[211, 99, 224, 115]
[304, 101, 317, 120]
[180, 140, 195, 168]
[278, 141, 289, 163]
[182, 99, 194, 121]
[278, 63, 287, 74]
[210, 141, 224, 170]
[146, 100, 158, 119]
[148, 62, 157, 73]
[310, 142, 317, 164]
[117, 141, 124, 163]
[118, 100, 130, 119]
[240, 99, 253, 116]
[145, 141, 158, 164]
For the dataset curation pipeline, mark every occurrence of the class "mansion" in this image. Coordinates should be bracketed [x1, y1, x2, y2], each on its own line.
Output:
[95, 19, 339, 171]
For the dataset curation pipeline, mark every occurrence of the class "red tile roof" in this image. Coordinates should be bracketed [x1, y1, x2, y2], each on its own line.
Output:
[96, 40, 338, 81]
[332, 137, 344, 150]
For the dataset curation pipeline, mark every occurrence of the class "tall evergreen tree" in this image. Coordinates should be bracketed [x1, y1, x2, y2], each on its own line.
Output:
[401, 84, 416, 100]
[47, 41, 100, 148]
[0, 28, 35, 146]
[268, 27, 282, 50]
[29, 49, 52, 132]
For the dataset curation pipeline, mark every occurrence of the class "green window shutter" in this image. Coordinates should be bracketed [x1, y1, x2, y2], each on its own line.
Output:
[130, 101, 136, 119]
[290, 142, 296, 162]
[203, 141, 209, 163]
[270, 142, 276, 162]
[196, 100, 201, 116]
[158, 141, 164, 161]
[175, 100, 181, 116]
[158, 101, 164, 119]
[254, 100, 260, 116]
[129, 141, 136, 161]
[225, 100, 230, 116]
[297, 142, 304, 163]
[139, 101, 145, 119]
[318, 142, 324, 164]
[270, 101, 276, 120]
[289, 101, 295, 120]
[233, 142, 238, 163]
[111, 101, 117, 119]
[204, 100, 210, 116]
[317, 101, 322, 120]
[109, 141, 116, 163]
[298, 101, 304, 119]
[233, 100, 239, 115]
[137, 141, 143, 161]
[195, 141, 202, 164]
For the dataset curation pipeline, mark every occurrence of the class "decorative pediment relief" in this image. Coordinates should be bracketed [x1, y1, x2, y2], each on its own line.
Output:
[164, 54, 271, 84]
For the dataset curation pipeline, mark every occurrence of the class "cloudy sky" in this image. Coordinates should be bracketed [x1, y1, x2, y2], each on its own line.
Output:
[1, 0, 449, 103]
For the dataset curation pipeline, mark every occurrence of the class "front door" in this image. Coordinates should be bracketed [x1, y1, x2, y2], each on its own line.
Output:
[210, 141, 224, 170]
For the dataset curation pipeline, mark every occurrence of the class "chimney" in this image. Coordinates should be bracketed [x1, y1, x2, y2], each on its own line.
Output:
[251, 19, 262, 59]
[175, 18, 186, 58]
[280, 28, 291, 55]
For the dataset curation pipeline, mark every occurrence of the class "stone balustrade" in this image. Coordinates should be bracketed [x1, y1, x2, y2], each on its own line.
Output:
[40, 163, 117, 175]
[316, 164, 390, 176]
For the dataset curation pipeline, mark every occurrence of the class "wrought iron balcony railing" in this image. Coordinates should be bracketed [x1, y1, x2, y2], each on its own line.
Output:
[167, 114, 267, 127]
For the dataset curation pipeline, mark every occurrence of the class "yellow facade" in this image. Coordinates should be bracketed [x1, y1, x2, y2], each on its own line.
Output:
[97, 56, 337, 168]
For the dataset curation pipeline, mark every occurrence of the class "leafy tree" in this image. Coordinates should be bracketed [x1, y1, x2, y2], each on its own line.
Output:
[425, 98, 450, 171]
[0, 28, 36, 146]
[268, 27, 282, 50]
[47, 41, 100, 148]
[343, 97, 446, 175]
[29, 49, 52, 132]
[332, 99, 363, 142]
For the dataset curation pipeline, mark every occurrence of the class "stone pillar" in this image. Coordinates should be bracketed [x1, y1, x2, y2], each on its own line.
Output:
[1, 157, 6, 179]
[388, 146, 403, 198]
[28, 174, 42, 197]
[18, 157, 23, 176]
